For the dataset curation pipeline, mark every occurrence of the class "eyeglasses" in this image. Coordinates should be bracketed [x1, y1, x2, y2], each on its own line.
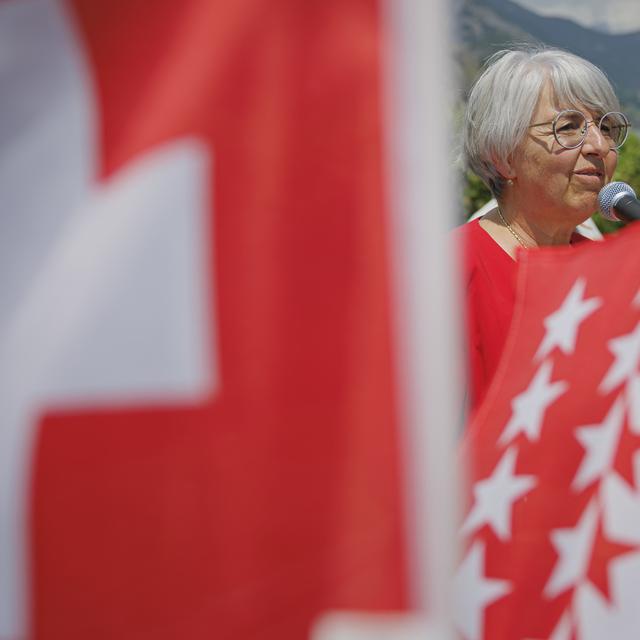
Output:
[529, 109, 630, 150]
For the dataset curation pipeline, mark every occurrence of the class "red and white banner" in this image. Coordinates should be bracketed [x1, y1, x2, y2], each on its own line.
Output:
[459, 224, 640, 639]
[1, 1, 459, 639]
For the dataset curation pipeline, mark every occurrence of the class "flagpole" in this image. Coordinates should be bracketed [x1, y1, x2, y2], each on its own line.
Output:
[382, 0, 462, 633]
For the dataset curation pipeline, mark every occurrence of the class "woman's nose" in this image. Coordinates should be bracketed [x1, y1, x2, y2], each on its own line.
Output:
[581, 121, 610, 156]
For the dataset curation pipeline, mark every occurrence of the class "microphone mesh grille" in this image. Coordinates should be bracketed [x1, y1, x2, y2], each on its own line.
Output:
[598, 181, 637, 221]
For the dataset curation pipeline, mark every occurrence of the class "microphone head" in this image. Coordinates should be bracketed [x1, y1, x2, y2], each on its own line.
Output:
[598, 181, 637, 221]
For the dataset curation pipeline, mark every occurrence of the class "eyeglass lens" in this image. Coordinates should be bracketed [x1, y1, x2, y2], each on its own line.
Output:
[553, 110, 628, 149]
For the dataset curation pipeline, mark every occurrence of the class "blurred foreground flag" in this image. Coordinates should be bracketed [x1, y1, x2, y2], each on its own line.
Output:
[460, 225, 640, 640]
[0, 1, 459, 640]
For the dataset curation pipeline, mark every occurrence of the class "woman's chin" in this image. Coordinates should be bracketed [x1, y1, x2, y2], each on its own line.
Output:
[566, 192, 599, 219]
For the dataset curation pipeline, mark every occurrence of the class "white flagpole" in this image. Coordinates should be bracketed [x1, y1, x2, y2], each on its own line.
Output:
[383, 0, 462, 633]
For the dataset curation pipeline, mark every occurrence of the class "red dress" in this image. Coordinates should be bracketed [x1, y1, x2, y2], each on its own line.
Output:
[455, 218, 590, 415]
[454, 219, 517, 414]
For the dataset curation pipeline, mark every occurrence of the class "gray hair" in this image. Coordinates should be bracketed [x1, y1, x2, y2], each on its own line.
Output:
[463, 46, 621, 200]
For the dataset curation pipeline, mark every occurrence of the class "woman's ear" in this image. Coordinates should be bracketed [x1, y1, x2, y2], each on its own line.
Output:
[494, 157, 516, 181]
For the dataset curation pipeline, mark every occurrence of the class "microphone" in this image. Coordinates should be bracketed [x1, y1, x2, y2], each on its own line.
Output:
[598, 181, 640, 222]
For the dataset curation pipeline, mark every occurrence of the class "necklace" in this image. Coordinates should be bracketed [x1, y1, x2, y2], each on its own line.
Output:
[497, 207, 530, 249]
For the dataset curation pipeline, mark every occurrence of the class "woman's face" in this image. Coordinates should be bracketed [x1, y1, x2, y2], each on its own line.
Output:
[509, 82, 618, 226]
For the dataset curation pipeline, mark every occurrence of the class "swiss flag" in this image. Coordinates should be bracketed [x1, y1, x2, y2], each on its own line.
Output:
[458, 224, 640, 640]
[1, 1, 458, 640]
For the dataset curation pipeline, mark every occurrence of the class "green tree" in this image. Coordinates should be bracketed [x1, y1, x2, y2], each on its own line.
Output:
[593, 130, 640, 233]
[462, 171, 492, 219]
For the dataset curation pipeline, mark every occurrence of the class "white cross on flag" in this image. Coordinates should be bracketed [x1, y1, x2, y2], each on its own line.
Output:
[459, 224, 640, 640]
[1, 1, 458, 639]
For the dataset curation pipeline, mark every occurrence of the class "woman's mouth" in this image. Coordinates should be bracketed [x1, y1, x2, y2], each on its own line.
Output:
[573, 169, 604, 184]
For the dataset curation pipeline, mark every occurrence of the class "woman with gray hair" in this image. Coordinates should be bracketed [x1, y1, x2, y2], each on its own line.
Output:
[456, 46, 629, 413]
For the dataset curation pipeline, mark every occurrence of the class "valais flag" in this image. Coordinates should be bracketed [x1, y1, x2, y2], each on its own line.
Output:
[0, 2, 460, 640]
[460, 224, 640, 639]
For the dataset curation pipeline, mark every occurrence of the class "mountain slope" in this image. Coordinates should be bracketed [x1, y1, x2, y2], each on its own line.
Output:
[457, 0, 640, 118]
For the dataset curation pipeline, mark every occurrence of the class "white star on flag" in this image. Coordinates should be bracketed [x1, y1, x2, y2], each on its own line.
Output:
[525, 612, 573, 640]
[600, 321, 640, 394]
[499, 360, 568, 446]
[535, 277, 602, 361]
[572, 396, 626, 491]
[461, 446, 537, 541]
[544, 500, 599, 598]
[575, 552, 640, 640]
[548, 612, 573, 640]
[601, 452, 640, 545]
[627, 374, 640, 434]
[453, 541, 511, 640]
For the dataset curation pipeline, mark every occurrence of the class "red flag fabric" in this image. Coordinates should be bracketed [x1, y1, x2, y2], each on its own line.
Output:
[458, 223, 640, 640]
[2, 1, 462, 638]
[33, 2, 410, 638]
[0, 1, 417, 639]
